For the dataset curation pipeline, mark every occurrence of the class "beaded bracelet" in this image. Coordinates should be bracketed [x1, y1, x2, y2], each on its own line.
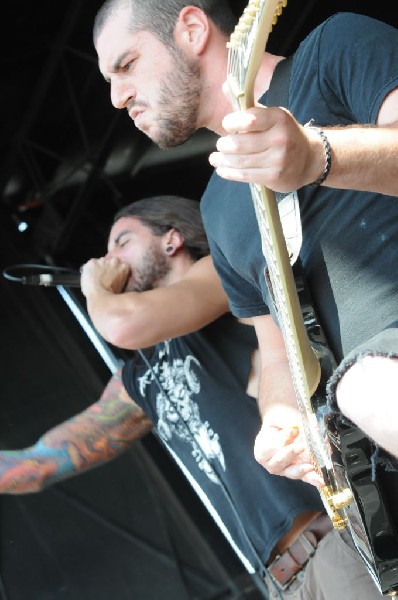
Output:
[306, 124, 332, 187]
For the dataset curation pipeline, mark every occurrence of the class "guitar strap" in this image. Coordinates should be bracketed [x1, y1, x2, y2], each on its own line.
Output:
[265, 56, 302, 266]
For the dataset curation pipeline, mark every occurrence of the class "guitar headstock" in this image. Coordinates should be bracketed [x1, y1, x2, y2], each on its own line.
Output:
[227, 0, 287, 110]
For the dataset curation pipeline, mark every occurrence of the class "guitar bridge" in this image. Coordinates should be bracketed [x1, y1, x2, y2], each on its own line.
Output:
[321, 485, 353, 530]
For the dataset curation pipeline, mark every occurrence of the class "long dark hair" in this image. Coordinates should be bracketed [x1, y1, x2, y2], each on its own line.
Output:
[113, 195, 209, 261]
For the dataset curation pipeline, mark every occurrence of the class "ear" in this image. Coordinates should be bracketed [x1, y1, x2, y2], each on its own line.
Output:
[174, 6, 210, 56]
[163, 228, 185, 256]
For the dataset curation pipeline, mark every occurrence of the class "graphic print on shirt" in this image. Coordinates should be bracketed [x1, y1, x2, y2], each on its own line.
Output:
[138, 341, 225, 484]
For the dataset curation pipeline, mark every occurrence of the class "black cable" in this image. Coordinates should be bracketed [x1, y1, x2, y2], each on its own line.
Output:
[3, 263, 76, 284]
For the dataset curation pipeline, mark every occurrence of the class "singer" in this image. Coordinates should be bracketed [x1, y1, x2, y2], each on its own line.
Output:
[0, 194, 349, 596]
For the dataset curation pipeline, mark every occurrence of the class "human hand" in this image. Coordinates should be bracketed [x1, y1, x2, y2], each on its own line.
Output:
[81, 256, 130, 297]
[254, 412, 325, 488]
[209, 105, 322, 192]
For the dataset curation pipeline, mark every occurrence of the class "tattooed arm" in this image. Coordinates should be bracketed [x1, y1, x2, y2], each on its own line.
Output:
[0, 368, 153, 494]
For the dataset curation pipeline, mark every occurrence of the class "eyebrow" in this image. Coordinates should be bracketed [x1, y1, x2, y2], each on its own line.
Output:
[112, 51, 131, 72]
[113, 229, 132, 246]
[102, 51, 132, 82]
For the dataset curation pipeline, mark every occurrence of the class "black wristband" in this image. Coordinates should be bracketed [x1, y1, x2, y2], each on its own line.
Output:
[307, 126, 332, 187]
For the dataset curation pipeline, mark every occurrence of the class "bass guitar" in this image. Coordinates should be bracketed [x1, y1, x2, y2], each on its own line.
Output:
[226, 0, 398, 594]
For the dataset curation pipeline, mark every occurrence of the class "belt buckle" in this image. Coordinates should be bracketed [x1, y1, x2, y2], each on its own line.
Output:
[267, 554, 299, 592]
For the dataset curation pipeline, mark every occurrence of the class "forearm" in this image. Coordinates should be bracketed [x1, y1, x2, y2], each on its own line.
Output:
[311, 124, 398, 197]
[253, 314, 300, 423]
[0, 398, 153, 494]
[258, 359, 300, 425]
[337, 355, 398, 459]
[85, 287, 145, 347]
[212, 106, 398, 196]
[85, 256, 229, 349]
[0, 443, 82, 494]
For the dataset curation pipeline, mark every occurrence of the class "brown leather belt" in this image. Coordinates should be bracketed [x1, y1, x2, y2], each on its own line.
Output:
[267, 513, 333, 589]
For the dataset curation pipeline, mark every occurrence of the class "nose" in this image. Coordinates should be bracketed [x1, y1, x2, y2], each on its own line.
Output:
[110, 78, 136, 110]
[105, 248, 121, 260]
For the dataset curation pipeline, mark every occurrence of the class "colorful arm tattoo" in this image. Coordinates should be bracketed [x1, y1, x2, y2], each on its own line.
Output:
[0, 368, 153, 494]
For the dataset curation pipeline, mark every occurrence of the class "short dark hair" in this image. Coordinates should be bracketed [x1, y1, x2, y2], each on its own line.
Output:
[113, 195, 209, 261]
[94, 0, 237, 48]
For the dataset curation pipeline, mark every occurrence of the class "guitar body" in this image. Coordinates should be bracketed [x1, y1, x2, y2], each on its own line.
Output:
[326, 402, 398, 593]
[227, 1, 398, 594]
[297, 263, 398, 594]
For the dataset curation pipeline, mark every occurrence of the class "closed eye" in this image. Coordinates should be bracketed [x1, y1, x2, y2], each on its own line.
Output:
[113, 229, 133, 249]
[117, 237, 131, 249]
[122, 58, 136, 73]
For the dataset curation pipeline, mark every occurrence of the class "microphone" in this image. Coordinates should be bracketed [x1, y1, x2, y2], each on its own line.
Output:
[21, 272, 81, 288]
[2, 264, 81, 288]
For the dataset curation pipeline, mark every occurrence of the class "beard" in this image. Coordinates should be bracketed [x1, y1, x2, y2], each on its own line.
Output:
[126, 241, 171, 292]
[151, 48, 202, 149]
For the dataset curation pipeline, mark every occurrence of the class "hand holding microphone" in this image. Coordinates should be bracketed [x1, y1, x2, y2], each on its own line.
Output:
[80, 257, 131, 298]
[3, 259, 130, 293]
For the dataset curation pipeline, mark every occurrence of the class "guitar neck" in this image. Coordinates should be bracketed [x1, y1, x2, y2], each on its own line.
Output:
[227, 0, 287, 108]
[227, 0, 320, 396]
[250, 182, 320, 398]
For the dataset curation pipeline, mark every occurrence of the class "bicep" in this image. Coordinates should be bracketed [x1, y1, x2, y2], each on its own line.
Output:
[101, 367, 134, 404]
[156, 255, 229, 333]
[70, 368, 153, 440]
[99, 368, 150, 422]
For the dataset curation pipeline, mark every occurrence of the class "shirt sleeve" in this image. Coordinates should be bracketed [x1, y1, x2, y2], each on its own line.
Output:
[207, 232, 270, 319]
[317, 13, 398, 124]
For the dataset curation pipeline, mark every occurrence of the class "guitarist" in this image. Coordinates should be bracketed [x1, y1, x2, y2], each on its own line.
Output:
[93, 1, 397, 597]
[207, 11, 398, 478]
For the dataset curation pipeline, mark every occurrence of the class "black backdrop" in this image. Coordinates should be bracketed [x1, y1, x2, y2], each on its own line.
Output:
[1, 1, 397, 598]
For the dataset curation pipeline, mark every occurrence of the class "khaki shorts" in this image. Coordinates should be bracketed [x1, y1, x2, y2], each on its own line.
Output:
[264, 528, 384, 599]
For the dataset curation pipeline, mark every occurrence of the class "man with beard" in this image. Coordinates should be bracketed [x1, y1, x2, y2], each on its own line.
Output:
[1, 194, 341, 598]
[81, 195, 227, 347]
[92, 0, 398, 481]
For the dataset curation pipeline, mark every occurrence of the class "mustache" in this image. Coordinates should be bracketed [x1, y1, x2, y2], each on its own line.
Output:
[127, 98, 148, 112]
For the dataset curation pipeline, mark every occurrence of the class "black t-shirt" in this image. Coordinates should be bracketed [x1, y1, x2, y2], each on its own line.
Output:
[122, 315, 322, 570]
[201, 13, 398, 363]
